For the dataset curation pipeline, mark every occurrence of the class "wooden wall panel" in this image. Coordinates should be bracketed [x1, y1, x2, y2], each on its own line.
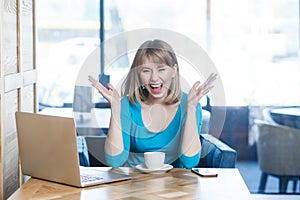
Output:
[1, 0, 18, 199]
[0, 0, 2, 198]
[3, 91, 18, 135]
[21, 0, 33, 71]
[0, 0, 36, 199]
[2, 0, 18, 75]
[22, 85, 34, 112]
[2, 91, 19, 199]
[23, 69, 37, 86]
[4, 73, 22, 92]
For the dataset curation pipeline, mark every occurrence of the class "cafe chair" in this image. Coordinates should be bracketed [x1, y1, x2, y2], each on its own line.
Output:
[262, 107, 278, 124]
[197, 109, 237, 168]
[200, 109, 211, 134]
[84, 134, 237, 168]
[85, 135, 107, 167]
[85, 110, 237, 168]
[83, 108, 237, 168]
[77, 136, 90, 167]
[197, 134, 237, 168]
[254, 119, 300, 193]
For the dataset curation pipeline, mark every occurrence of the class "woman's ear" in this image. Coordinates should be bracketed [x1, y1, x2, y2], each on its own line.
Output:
[172, 64, 178, 78]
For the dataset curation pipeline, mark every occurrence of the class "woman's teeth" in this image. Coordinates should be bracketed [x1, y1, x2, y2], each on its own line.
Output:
[150, 84, 162, 89]
[149, 83, 163, 94]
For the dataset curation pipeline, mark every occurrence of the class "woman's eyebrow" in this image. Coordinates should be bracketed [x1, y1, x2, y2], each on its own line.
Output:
[157, 64, 167, 68]
[140, 65, 150, 69]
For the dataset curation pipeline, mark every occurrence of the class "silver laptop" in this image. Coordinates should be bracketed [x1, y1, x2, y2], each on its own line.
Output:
[15, 111, 131, 187]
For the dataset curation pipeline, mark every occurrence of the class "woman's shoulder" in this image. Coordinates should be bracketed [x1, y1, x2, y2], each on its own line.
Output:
[180, 92, 188, 105]
[121, 96, 141, 114]
[121, 96, 129, 104]
[120, 96, 131, 114]
[179, 92, 201, 108]
[121, 96, 140, 107]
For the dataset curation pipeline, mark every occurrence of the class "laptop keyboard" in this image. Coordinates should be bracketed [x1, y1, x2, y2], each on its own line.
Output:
[80, 174, 103, 183]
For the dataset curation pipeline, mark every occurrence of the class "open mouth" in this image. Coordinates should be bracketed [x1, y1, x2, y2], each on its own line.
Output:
[149, 83, 163, 94]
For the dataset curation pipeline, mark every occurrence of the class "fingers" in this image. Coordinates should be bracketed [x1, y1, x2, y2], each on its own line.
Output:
[88, 75, 121, 105]
[197, 73, 217, 89]
[107, 83, 115, 92]
[88, 75, 107, 93]
[88, 75, 98, 87]
[192, 81, 201, 90]
[88, 75, 98, 83]
[205, 73, 217, 86]
[88, 75, 114, 102]
[199, 85, 214, 97]
[194, 73, 217, 98]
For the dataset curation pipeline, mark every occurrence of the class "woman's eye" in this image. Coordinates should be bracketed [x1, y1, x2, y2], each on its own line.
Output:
[142, 69, 150, 73]
[158, 66, 166, 71]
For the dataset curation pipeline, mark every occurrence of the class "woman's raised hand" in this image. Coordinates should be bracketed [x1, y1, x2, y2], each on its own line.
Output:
[187, 73, 217, 107]
[88, 75, 120, 105]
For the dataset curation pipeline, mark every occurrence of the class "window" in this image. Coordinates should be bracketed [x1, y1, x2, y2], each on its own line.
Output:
[36, 0, 100, 108]
[37, 0, 299, 109]
[209, 0, 299, 106]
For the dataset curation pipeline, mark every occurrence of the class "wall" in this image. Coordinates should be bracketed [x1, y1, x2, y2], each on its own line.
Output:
[0, 0, 36, 199]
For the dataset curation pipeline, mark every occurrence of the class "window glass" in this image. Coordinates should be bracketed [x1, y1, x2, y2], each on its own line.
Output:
[36, 0, 100, 108]
[36, 0, 208, 109]
[102, 0, 208, 106]
[37, 0, 299, 109]
[209, 0, 299, 105]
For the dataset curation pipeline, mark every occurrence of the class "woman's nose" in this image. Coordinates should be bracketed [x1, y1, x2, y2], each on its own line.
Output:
[150, 70, 159, 81]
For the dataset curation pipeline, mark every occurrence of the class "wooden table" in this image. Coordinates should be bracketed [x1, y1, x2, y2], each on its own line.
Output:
[9, 168, 252, 200]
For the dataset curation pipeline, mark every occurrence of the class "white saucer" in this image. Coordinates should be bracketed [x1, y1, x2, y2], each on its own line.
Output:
[135, 164, 173, 174]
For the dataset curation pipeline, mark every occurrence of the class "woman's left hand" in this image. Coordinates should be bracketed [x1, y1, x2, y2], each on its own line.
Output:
[88, 75, 120, 105]
[187, 73, 217, 107]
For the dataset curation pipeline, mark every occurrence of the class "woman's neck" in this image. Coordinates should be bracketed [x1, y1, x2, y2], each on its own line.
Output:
[140, 101, 180, 133]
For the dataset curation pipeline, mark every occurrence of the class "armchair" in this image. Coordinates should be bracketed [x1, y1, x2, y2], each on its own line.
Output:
[83, 109, 237, 168]
[84, 134, 237, 168]
[80, 108, 237, 168]
[198, 109, 237, 168]
[197, 134, 237, 168]
[254, 119, 300, 193]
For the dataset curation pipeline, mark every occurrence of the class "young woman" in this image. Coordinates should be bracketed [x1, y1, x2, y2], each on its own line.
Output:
[88, 39, 217, 168]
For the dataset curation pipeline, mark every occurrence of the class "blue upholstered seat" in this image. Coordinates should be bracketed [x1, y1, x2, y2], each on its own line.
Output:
[78, 109, 237, 168]
[197, 134, 237, 168]
[79, 134, 237, 168]
[77, 136, 90, 167]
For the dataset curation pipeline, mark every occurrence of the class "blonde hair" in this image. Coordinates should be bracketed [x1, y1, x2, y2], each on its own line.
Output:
[121, 40, 182, 104]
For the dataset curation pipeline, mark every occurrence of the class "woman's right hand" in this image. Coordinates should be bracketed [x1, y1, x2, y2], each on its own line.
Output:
[89, 75, 123, 156]
[88, 75, 120, 105]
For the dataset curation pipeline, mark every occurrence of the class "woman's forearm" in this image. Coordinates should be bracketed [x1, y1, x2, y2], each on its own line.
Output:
[105, 103, 124, 156]
[181, 106, 201, 156]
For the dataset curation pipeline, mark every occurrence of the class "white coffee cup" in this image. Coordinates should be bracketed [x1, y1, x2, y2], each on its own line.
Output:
[144, 152, 165, 169]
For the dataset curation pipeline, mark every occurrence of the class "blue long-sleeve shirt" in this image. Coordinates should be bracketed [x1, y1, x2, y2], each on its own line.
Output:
[105, 92, 202, 168]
